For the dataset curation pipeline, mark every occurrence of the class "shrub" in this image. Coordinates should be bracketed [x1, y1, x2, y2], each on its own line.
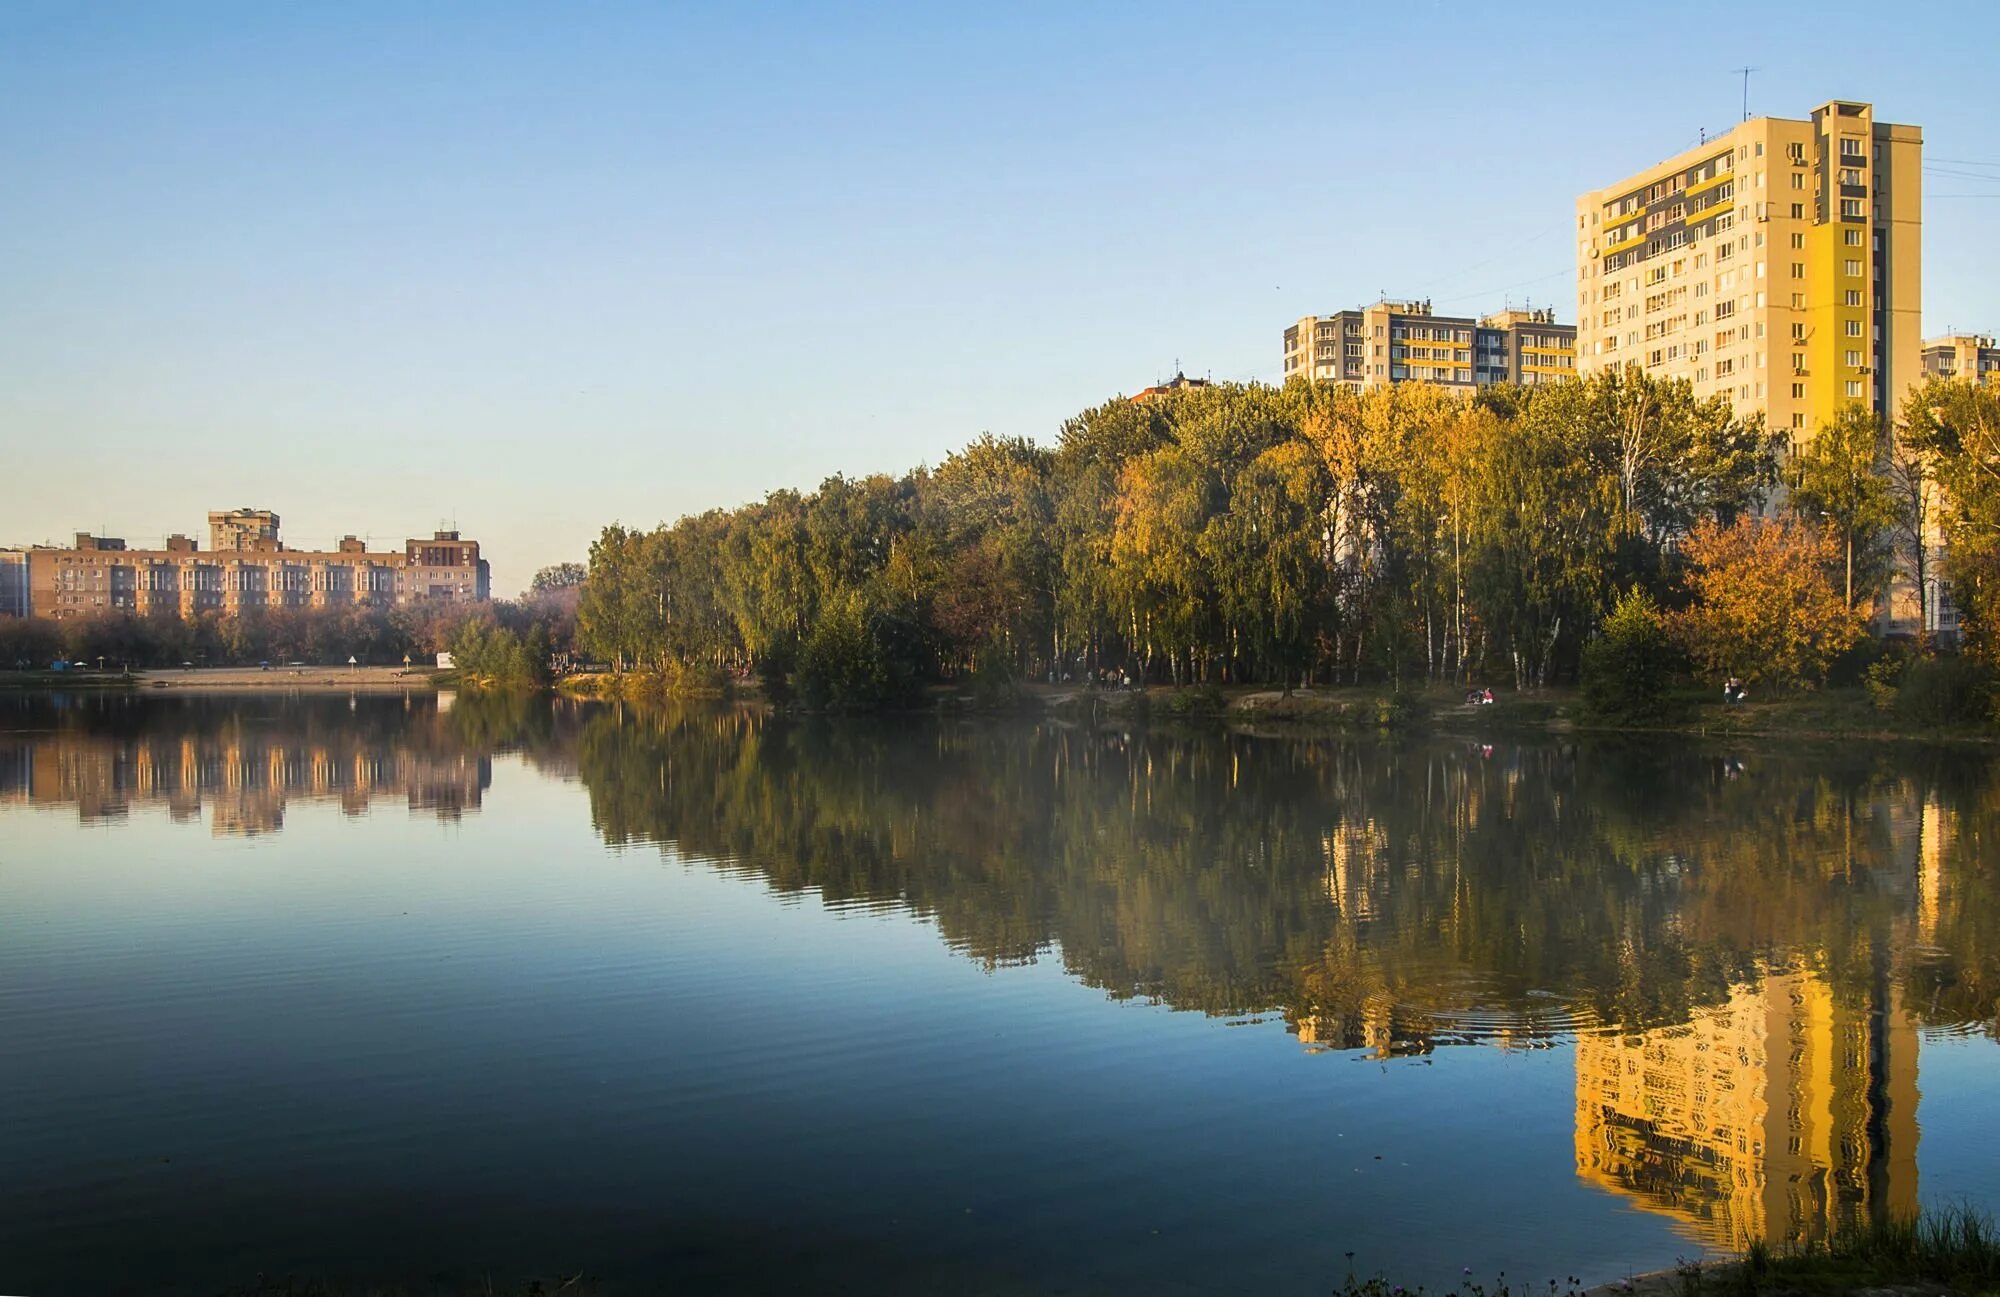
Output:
[792, 596, 925, 710]
[1163, 683, 1225, 715]
[1892, 655, 1997, 727]
[1580, 588, 1683, 724]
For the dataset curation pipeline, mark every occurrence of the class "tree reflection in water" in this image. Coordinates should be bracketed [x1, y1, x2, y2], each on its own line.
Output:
[571, 702, 1999, 1252]
[5, 691, 1995, 1254]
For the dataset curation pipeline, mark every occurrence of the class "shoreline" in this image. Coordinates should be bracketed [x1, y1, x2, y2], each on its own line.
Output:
[2, 665, 445, 694]
[9, 670, 1997, 745]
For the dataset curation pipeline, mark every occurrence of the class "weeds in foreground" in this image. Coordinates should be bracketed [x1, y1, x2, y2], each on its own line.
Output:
[1672, 1207, 2000, 1296]
[217, 1277, 592, 1297]
[1332, 1264, 1587, 1297]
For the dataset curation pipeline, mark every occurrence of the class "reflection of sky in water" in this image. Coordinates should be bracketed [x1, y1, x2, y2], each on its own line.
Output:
[0, 697, 1996, 1297]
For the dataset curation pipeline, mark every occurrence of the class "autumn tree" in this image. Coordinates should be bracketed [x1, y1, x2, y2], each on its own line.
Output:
[1669, 517, 1865, 689]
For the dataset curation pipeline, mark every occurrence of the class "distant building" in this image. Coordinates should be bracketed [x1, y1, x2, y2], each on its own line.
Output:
[1282, 299, 1576, 392]
[1575, 99, 1923, 436]
[1129, 371, 1212, 401]
[209, 507, 282, 553]
[0, 550, 27, 617]
[20, 510, 489, 620]
[1921, 333, 2000, 387]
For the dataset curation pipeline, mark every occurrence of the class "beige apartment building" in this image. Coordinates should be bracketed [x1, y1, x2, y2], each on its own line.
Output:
[20, 509, 488, 620]
[1922, 333, 2000, 387]
[1576, 100, 1923, 435]
[1283, 299, 1577, 392]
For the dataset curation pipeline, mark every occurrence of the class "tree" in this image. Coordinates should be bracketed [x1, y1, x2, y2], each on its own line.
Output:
[1669, 517, 1865, 689]
[528, 562, 587, 594]
[1790, 402, 1894, 612]
[1885, 429, 1937, 642]
[1580, 588, 1681, 724]
[1903, 377, 2000, 661]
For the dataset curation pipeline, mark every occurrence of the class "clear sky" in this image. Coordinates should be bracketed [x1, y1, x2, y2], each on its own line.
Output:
[4, 0, 1996, 592]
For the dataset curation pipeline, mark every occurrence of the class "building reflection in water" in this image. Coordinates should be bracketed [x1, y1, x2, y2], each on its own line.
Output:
[0, 706, 491, 835]
[4, 697, 1993, 1255]
[1573, 966, 1918, 1250]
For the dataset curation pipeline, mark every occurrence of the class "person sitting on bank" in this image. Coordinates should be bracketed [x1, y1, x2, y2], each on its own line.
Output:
[1723, 677, 1747, 704]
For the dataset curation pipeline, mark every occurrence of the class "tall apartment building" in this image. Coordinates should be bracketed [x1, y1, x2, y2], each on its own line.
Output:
[1282, 299, 1576, 392]
[1922, 333, 2000, 387]
[22, 510, 488, 620]
[1576, 100, 1922, 436]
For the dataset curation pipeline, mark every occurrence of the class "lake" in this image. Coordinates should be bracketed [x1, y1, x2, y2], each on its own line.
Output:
[2, 692, 1996, 1296]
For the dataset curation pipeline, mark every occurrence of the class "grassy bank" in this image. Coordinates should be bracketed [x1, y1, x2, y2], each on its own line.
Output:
[1674, 1209, 2000, 1297]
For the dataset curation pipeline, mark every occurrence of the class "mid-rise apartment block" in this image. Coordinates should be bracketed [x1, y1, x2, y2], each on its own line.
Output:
[1282, 299, 1576, 393]
[20, 510, 489, 620]
[1576, 100, 1922, 435]
[1922, 333, 2000, 387]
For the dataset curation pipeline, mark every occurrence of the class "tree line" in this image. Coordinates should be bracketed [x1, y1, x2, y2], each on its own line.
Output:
[577, 369, 1999, 704]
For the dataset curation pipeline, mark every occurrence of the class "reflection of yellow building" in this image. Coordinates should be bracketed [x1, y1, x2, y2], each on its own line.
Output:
[1574, 968, 1918, 1250]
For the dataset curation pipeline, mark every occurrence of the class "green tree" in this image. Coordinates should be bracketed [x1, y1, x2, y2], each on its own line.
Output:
[1903, 377, 2000, 660]
[1790, 402, 1894, 612]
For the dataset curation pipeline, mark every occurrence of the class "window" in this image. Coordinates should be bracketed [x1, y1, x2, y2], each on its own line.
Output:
[1791, 203, 1805, 219]
[1845, 290, 1862, 307]
[1791, 172, 1805, 190]
[1841, 198, 1864, 218]
[1792, 382, 1806, 397]
[1793, 413, 1806, 429]
[1846, 350, 1862, 366]
[1791, 322, 1806, 340]
[1846, 380, 1863, 397]
[1846, 319, 1863, 337]
[1790, 233, 1804, 249]
[1844, 260, 1862, 277]
[1791, 262, 1805, 278]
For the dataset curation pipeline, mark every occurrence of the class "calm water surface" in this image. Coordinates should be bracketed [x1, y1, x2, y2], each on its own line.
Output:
[2, 693, 1996, 1296]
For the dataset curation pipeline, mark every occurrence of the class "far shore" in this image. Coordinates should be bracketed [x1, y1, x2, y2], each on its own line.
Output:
[3, 665, 446, 693]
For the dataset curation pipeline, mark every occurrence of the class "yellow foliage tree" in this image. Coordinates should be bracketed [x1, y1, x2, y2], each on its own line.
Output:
[1670, 517, 1865, 689]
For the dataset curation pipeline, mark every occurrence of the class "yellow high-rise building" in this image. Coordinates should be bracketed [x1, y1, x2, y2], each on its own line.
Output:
[1576, 100, 1922, 437]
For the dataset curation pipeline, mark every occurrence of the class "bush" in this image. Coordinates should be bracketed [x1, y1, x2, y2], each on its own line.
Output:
[1374, 690, 1428, 729]
[1580, 588, 1683, 724]
[1163, 683, 1225, 715]
[792, 596, 925, 711]
[1891, 655, 1997, 727]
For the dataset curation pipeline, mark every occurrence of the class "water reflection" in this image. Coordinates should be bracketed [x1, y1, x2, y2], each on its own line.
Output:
[569, 705, 1998, 1251]
[3, 694, 1996, 1265]
[0, 694, 498, 833]
[1575, 966, 1919, 1250]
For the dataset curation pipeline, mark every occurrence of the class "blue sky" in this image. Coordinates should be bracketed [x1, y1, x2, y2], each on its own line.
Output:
[3, 1, 1996, 591]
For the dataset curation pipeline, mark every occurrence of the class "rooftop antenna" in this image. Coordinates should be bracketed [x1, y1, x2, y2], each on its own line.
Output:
[1734, 66, 1757, 122]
